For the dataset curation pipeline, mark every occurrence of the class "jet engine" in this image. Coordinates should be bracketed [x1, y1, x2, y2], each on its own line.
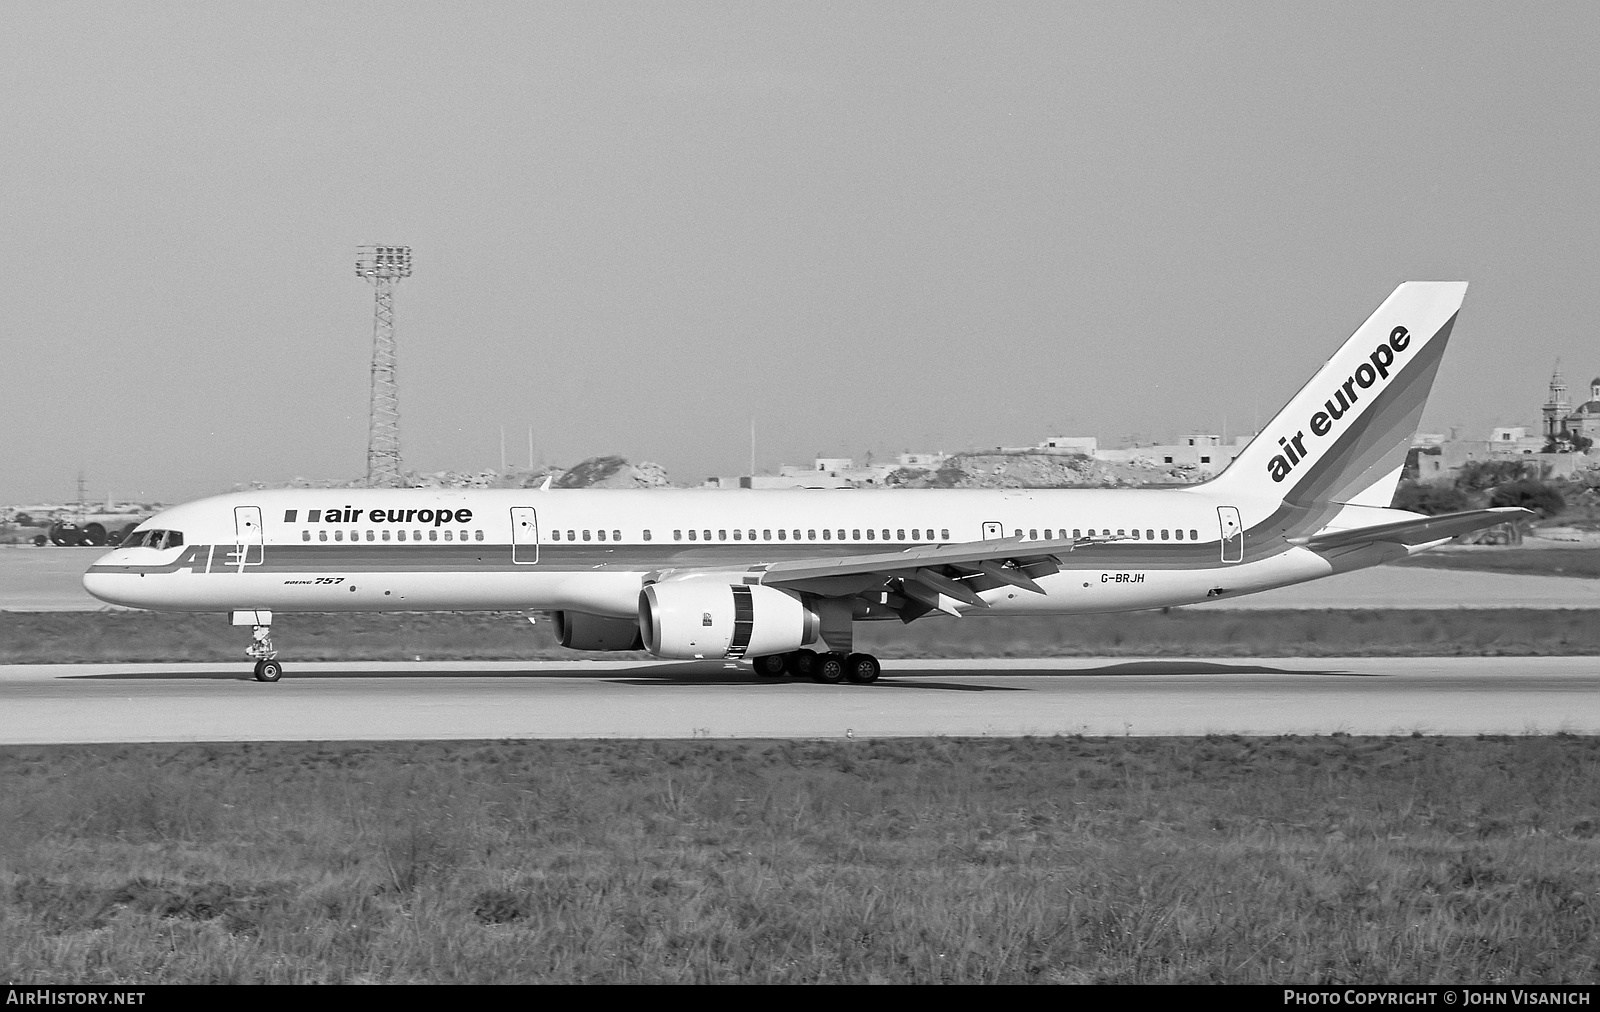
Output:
[639, 580, 818, 660]
[554, 611, 645, 651]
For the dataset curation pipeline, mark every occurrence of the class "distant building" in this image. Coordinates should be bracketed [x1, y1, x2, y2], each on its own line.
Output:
[1108, 434, 1248, 476]
[1543, 366, 1600, 449]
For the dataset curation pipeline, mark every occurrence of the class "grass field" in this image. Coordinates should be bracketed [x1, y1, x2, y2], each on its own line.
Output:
[5, 608, 1600, 664]
[3, 736, 1597, 983]
[1396, 549, 1600, 579]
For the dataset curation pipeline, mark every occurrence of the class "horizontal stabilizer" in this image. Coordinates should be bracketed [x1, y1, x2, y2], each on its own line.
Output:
[1286, 507, 1529, 552]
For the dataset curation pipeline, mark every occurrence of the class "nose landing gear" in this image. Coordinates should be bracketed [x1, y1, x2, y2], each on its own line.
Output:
[247, 625, 282, 682]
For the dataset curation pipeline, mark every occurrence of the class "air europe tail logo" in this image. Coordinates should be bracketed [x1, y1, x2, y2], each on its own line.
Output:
[1267, 326, 1411, 483]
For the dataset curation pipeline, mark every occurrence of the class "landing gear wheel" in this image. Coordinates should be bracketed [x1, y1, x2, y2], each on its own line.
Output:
[754, 654, 787, 677]
[844, 653, 881, 684]
[811, 652, 845, 684]
[253, 659, 283, 682]
[787, 650, 818, 678]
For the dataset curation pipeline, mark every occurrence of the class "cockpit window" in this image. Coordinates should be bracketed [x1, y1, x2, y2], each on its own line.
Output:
[120, 529, 183, 550]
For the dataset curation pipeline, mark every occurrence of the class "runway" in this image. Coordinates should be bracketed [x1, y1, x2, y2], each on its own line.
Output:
[3, 656, 1597, 744]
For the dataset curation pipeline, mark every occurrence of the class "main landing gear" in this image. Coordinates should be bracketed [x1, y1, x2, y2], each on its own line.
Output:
[247, 625, 282, 682]
[752, 650, 881, 685]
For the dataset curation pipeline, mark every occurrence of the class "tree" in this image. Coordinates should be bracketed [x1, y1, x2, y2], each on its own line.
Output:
[1489, 478, 1565, 519]
[1456, 459, 1531, 492]
[1392, 481, 1469, 515]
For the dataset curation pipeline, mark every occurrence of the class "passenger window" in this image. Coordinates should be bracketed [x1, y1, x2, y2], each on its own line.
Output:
[553, 530, 562, 541]
[748, 530, 755, 540]
[1014, 529, 1022, 538]
[1073, 529, 1081, 539]
[882, 529, 890, 540]
[1132, 529, 1140, 539]
[1174, 530, 1182, 540]
[476, 531, 484, 541]
[382, 530, 391, 541]
[334, 530, 344, 542]
[866, 529, 875, 540]
[398, 530, 407, 541]
[1146, 530, 1153, 540]
[763, 530, 771, 540]
[614, 531, 621, 541]
[673, 530, 682, 541]
[1029, 529, 1037, 540]
[718, 530, 727, 541]
[733, 530, 741, 540]
[702, 612, 712, 627]
[582, 530, 591, 542]
[413, 531, 421, 541]
[302, 531, 310, 542]
[823, 529, 831, 540]
[1190, 529, 1199, 540]
[444, 530, 453, 541]
[597, 529, 607, 541]
[688, 530, 697, 541]
[808, 530, 816, 540]
[703, 530, 711, 541]
[941, 529, 949, 540]
[837, 530, 845, 540]
[644, 530, 652, 541]
[1118, 529, 1126, 536]
[778, 529, 786, 540]
[318, 531, 327, 542]
[852, 529, 860, 540]
[897, 530, 905, 540]
[429, 530, 438, 542]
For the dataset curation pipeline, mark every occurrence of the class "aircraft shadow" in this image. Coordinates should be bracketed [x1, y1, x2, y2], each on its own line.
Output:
[887, 661, 1373, 678]
[67, 659, 1372, 682]
[68, 662, 720, 682]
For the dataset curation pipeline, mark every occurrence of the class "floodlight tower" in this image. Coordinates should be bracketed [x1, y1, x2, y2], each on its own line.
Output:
[355, 245, 412, 487]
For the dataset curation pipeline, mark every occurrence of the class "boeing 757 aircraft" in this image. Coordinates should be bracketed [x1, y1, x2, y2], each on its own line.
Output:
[86, 282, 1523, 682]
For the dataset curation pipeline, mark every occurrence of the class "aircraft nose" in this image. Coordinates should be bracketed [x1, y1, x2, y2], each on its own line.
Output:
[83, 557, 138, 607]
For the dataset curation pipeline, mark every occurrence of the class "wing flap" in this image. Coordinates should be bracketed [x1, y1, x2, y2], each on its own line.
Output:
[1286, 507, 1529, 552]
[755, 534, 1085, 587]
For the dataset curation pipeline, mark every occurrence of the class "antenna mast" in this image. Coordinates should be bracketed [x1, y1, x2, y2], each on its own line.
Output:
[355, 245, 412, 487]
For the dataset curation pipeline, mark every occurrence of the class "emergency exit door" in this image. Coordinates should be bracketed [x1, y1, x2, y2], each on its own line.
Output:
[230, 506, 264, 573]
[982, 522, 1004, 540]
[1217, 506, 1244, 563]
[510, 507, 539, 564]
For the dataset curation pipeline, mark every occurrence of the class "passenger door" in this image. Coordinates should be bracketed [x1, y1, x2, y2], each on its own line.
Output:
[1217, 506, 1243, 563]
[511, 507, 539, 564]
[229, 506, 264, 573]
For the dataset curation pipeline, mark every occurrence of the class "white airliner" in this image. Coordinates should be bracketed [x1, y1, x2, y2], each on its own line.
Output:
[86, 282, 1522, 682]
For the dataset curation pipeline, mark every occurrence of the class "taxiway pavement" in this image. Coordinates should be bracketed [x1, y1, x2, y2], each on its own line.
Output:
[2, 656, 1597, 744]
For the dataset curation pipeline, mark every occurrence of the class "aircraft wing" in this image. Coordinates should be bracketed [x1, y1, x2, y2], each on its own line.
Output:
[749, 534, 1107, 617]
[1286, 507, 1529, 552]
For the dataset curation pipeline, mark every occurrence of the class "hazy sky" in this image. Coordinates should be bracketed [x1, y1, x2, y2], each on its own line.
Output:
[4, 2, 1597, 503]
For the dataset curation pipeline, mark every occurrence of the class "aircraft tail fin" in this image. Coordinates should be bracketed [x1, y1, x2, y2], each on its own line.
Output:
[1203, 282, 1467, 508]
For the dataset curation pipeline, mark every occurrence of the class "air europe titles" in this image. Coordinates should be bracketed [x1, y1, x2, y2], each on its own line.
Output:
[1267, 326, 1410, 483]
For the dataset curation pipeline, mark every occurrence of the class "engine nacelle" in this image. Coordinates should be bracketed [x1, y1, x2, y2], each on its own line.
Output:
[639, 580, 817, 660]
[554, 610, 645, 651]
